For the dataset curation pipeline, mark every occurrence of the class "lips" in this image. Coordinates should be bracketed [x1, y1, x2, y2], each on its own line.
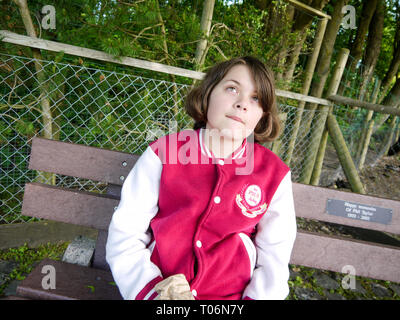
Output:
[226, 115, 244, 124]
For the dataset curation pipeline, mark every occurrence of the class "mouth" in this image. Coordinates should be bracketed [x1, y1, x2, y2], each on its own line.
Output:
[226, 115, 244, 124]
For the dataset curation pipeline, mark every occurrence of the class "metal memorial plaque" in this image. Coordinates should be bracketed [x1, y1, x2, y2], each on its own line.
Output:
[326, 199, 392, 225]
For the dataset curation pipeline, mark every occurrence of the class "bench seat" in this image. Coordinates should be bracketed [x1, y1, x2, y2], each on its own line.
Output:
[16, 258, 122, 300]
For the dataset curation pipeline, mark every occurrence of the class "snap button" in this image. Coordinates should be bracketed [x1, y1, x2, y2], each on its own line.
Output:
[214, 196, 221, 204]
[218, 159, 224, 165]
[192, 289, 197, 297]
[196, 240, 202, 248]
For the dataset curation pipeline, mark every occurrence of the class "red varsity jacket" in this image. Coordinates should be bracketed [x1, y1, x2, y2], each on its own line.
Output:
[106, 129, 297, 300]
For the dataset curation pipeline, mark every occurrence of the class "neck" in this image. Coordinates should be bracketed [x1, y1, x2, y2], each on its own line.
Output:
[202, 128, 244, 159]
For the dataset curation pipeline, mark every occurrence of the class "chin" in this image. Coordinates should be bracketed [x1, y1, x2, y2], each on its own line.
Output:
[218, 127, 248, 141]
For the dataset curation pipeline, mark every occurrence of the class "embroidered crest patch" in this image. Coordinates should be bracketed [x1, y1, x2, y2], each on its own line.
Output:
[236, 184, 268, 218]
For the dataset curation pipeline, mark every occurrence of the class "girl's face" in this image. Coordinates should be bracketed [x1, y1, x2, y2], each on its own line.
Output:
[206, 64, 264, 142]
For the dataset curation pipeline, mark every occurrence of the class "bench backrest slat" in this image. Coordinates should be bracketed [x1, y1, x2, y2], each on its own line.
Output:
[293, 183, 400, 236]
[291, 231, 400, 283]
[22, 182, 119, 230]
[29, 137, 139, 185]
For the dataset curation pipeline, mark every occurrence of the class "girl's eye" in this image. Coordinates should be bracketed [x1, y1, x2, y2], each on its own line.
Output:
[227, 86, 237, 93]
[252, 96, 259, 102]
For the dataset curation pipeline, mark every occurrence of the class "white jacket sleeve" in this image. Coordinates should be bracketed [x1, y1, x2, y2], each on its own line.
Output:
[106, 146, 163, 300]
[242, 171, 297, 300]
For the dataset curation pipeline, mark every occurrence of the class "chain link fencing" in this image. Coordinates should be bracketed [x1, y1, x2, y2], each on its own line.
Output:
[1, 53, 399, 224]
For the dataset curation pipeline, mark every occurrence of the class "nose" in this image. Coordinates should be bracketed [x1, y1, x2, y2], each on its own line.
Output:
[235, 99, 247, 112]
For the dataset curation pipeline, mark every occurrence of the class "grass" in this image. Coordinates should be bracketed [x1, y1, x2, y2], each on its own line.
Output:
[0, 242, 399, 300]
[287, 264, 400, 300]
[0, 241, 69, 297]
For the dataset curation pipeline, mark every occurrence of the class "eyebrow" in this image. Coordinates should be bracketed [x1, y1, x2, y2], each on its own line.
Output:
[224, 79, 241, 85]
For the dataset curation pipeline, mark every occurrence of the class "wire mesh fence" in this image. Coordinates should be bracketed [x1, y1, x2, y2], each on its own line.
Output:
[324, 104, 400, 184]
[1, 53, 399, 224]
[1, 53, 193, 223]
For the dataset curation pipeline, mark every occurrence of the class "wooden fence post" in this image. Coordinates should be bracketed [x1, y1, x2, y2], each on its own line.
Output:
[14, 0, 55, 185]
[14, 0, 53, 141]
[272, 113, 288, 157]
[283, 17, 329, 166]
[381, 115, 399, 156]
[299, 48, 348, 184]
[358, 118, 375, 170]
[326, 112, 366, 193]
[310, 48, 349, 185]
[356, 78, 380, 169]
[307, 48, 365, 193]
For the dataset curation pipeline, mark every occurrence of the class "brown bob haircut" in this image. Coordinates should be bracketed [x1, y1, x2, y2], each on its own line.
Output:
[184, 56, 280, 144]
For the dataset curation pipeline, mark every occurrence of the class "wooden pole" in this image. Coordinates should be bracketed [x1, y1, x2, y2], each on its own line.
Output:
[327, 94, 400, 117]
[310, 125, 329, 184]
[287, 0, 331, 19]
[326, 111, 366, 193]
[299, 47, 348, 184]
[381, 116, 399, 156]
[272, 113, 288, 157]
[358, 118, 375, 170]
[13, 0, 55, 185]
[13, 0, 53, 141]
[283, 17, 328, 166]
[194, 0, 215, 71]
[310, 48, 350, 185]
[296, 0, 348, 145]
[356, 78, 380, 170]
[0, 30, 337, 106]
[0, 30, 206, 80]
[309, 48, 366, 193]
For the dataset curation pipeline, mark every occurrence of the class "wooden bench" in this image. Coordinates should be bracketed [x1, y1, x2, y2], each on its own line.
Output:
[11, 137, 400, 299]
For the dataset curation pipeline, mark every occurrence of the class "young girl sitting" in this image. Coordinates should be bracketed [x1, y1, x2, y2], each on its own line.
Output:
[106, 56, 297, 300]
